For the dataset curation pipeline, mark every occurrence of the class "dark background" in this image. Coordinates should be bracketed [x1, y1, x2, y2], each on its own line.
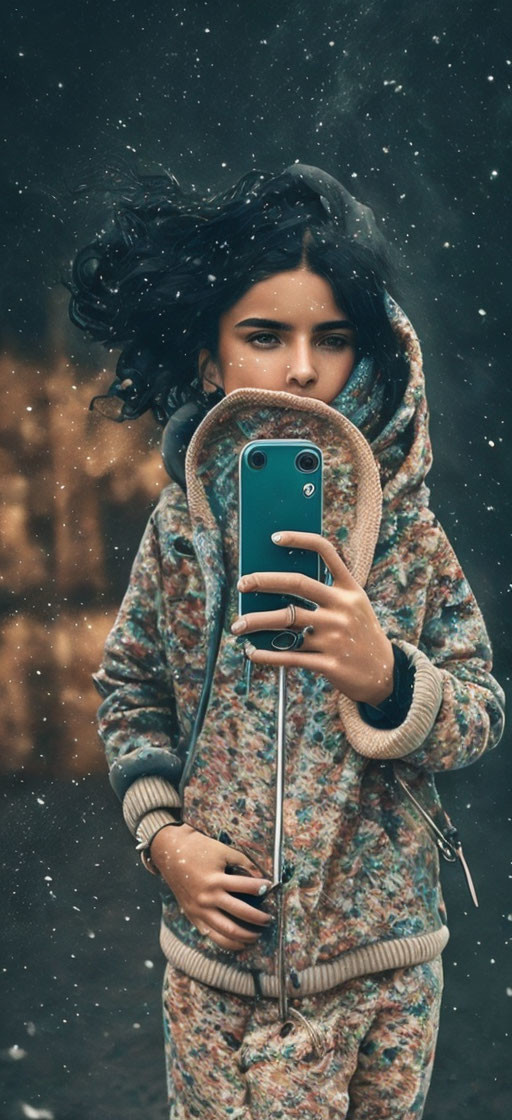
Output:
[0, 1, 510, 1117]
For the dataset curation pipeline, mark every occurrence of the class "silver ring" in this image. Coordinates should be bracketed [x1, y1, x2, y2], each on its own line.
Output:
[271, 631, 299, 650]
[287, 602, 297, 627]
[271, 624, 315, 652]
[294, 628, 306, 650]
[295, 623, 315, 650]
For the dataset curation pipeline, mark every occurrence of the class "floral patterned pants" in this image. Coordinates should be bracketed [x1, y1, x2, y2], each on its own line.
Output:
[161, 955, 443, 1119]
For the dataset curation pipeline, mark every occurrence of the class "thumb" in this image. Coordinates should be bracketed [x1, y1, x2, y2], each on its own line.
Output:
[217, 831, 262, 874]
[227, 849, 262, 877]
[240, 858, 267, 879]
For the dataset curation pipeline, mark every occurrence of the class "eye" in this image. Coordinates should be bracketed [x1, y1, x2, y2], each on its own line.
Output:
[247, 332, 353, 349]
[317, 335, 352, 350]
[247, 332, 280, 346]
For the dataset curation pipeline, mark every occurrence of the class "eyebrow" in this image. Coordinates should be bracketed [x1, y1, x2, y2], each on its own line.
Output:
[234, 317, 356, 332]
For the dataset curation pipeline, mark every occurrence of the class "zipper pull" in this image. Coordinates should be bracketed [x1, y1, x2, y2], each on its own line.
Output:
[457, 845, 479, 909]
[394, 770, 479, 908]
[442, 821, 479, 909]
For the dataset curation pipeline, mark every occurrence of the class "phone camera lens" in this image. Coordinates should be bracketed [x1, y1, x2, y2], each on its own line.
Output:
[248, 449, 267, 470]
[296, 450, 319, 473]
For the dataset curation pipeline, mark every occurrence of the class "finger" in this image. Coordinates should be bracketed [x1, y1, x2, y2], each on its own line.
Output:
[220, 891, 272, 928]
[238, 568, 332, 608]
[219, 853, 262, 877]
[218, 872, 272, 894]
[270, 530, 358, 589]
[205, 911, 262, 944]
[201, 926, 251, 951]
[244, 644, 334, 674]
[232, 604, 321, 636]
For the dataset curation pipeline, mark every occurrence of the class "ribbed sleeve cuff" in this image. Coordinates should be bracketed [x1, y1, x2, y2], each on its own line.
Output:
[135, 809, 181, 849]
[357, 642, 415, 728]
[122, 775, 182, 836]
[338, 638, 444, 759]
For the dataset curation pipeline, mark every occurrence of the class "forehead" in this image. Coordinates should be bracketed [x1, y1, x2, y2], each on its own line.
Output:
[222, 268, 346, 321]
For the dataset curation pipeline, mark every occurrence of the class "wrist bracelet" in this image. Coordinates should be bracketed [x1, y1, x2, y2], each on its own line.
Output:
[135, 811, 183, 876]
[140, 848, 160, 876]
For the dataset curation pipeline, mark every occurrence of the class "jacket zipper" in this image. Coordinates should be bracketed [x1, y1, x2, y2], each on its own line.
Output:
[177, 576, 230, 801]
[393, 768, 479, 908]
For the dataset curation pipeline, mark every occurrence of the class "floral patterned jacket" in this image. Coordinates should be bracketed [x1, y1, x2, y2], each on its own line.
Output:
[92, 296, 505, 994]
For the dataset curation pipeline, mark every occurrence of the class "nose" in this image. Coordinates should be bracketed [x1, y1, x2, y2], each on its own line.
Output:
[285, 340, 318, 390]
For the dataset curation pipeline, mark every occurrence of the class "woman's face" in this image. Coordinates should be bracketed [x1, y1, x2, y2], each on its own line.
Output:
[198, 267, 357, 405]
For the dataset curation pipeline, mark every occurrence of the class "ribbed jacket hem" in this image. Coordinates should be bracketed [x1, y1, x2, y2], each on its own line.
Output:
[338, 639, 444, 759]
[159, 922, 450, 999]
[122, 775, 182, 836]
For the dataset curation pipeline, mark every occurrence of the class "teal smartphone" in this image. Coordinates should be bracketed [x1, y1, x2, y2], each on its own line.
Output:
[238, 439, 323, 651]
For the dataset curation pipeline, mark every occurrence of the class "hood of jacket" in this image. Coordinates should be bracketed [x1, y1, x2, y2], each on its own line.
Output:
[185, 289, 433, 535]
[178, 290, 437, 729]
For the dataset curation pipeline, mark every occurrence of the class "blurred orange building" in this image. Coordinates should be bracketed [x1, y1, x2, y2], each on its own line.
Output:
[0, 338, 170, 777]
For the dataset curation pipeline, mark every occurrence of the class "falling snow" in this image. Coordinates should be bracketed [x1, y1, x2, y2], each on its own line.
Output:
[1, 3, 509, 1119]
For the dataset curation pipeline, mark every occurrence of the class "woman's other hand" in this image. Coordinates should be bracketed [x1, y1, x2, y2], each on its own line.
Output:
[150, 824, 273, 951]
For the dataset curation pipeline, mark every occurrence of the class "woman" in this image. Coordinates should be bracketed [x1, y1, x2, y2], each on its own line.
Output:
[66, 162, 505, 1119]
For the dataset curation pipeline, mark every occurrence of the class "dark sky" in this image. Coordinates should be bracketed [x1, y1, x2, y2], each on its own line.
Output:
[0, 3, 510, 1116]
[2, 0, 510, 639]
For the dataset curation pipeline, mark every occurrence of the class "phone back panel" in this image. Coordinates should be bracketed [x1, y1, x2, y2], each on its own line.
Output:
[238, 439, 323, 650]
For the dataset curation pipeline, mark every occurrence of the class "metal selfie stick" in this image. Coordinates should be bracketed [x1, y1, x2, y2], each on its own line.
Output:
[243, 573, 332, 1024]
[274, 664, 288, 1022]
[243, 655, 289, 1021]
[273, 664, 313, 1030]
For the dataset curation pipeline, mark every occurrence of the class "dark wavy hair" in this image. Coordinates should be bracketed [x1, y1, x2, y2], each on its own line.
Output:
[63, 160, 409, 428]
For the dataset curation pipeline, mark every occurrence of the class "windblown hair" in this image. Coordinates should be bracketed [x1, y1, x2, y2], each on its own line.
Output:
[64, 160, 409, 428]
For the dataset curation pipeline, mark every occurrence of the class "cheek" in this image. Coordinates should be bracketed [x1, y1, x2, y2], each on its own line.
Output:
[328, 355, 356, 395]
[222, 347, 274, 380]
[238, 346, 270, 366]
[340, 350, 357, 376]
[221, 344, 250, 371]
